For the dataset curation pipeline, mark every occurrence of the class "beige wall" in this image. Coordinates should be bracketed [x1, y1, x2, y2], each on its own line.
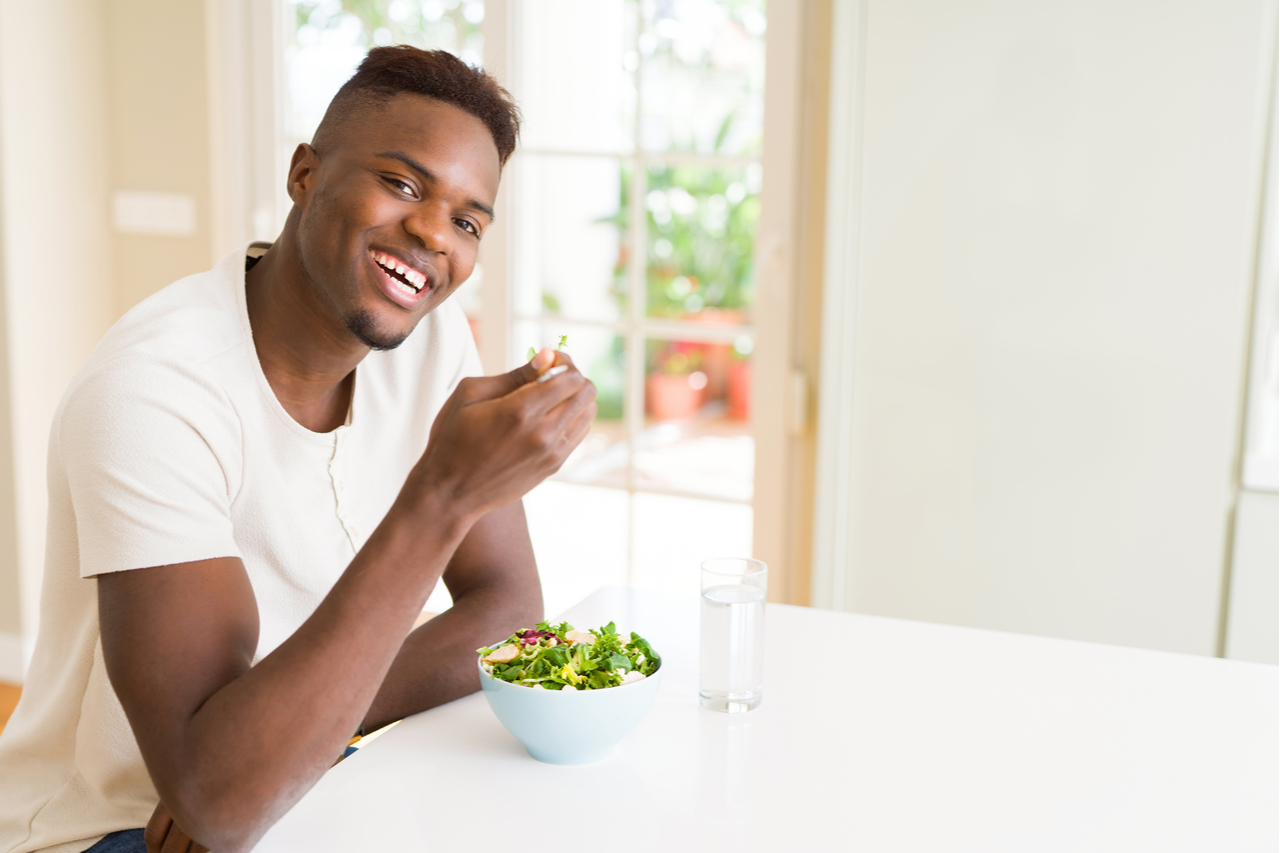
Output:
[0, 0, 115, 652]
[106, 0, 216, 315]
[0, 0, 213, 670]
[0, 180, 18, 641]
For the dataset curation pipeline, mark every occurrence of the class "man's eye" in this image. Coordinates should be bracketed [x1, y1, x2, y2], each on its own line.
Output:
[455, 218, 479, 236]
[386, 177, 414, 195]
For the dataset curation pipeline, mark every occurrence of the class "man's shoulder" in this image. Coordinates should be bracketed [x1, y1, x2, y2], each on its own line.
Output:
[59, 251, 253, 430]
[97, 249, 252, 369]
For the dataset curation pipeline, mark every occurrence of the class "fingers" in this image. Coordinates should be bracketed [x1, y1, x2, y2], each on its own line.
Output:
[451, 347, 563, 405]
[160, 828, 193, 853]
[144, 803, 173, 853]
[143, 800, 205, 853]
[500, 352, 590, 418]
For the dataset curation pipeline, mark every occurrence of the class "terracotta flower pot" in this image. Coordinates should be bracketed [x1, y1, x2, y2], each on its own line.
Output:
[727, 360, 751, 421]
[684, 309, 745, 401]
[646, 372, 703, 421]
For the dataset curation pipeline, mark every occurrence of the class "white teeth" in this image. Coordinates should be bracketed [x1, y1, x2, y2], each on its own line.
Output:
[369, 250, 426, 295]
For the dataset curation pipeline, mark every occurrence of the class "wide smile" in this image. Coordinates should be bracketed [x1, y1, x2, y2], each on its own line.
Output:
[369, 249, 431, 306]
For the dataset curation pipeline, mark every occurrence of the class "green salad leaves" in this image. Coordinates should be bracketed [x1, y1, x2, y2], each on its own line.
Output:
[526, 334, 569, 362]
[477, 620, 660, 691]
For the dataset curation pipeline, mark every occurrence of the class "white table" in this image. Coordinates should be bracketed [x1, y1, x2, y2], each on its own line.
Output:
[255, 587, 1278, 852]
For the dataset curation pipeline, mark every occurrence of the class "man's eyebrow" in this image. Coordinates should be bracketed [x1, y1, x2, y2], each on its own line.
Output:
[376, 151, 496, 221]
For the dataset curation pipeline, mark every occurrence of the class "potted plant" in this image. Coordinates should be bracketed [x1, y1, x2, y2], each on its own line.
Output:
[646, 342, 706, 421]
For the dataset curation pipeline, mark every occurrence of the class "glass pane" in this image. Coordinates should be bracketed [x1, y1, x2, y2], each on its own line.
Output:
[525, 482, 630, 616]
[645, 164, 761, 320]
[514, 0, 635, 154]
[512, 155, 626, 322]
[638, 0, 766, 156]
[641, 336, 753, 501]
[285, 0, 485, 147]
[632, 492, 753, 596]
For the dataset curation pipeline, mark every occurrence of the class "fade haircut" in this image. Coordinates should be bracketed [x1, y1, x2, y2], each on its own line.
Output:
[312, 46, 520, 167]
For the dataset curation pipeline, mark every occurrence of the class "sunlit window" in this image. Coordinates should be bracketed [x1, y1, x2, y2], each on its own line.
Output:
[511, 0, 765, 612]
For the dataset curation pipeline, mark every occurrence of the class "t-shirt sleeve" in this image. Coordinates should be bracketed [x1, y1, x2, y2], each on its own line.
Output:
[59, 356, 242, 578]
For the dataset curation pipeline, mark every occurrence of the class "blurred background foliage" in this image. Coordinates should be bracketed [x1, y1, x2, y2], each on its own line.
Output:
[291, 0, 482, 64]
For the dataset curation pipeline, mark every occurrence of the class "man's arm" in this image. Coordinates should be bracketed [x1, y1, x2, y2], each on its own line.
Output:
[99, 353, 594, 853]
[362, 498, 543, 731]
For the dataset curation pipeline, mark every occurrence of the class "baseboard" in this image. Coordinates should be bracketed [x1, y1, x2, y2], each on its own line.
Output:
[0, 633, 26, 684]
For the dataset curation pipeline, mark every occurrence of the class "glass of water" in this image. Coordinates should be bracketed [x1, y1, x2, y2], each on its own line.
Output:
[699, 558, 767, 713]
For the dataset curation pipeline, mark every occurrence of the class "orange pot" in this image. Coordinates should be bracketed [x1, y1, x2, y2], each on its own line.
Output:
[727, 360, 751, 420]
[646, 373, 703, 421]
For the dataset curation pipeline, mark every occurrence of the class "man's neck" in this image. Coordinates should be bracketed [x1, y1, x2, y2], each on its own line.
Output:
[244, 228, 367, 433]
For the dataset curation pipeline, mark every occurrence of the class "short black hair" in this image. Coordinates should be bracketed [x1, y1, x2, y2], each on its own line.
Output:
[313, 46, 520, 166]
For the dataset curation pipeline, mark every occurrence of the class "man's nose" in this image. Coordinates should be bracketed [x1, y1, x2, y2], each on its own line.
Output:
[405, 203, 451, 255]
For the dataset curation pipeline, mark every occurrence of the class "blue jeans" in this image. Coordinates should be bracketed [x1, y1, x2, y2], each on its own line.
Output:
[84, 829, 145, 853]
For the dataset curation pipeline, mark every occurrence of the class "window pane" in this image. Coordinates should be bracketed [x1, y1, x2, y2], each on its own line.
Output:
[638, 0, 766, 156]
[645, 164, 761, 320]
[641, 336, 753, 502]
[513, 0, 635, 154]
[632, 492, 753, 596]
[286, 0, 484, 146]
[512, 155, 627, 323]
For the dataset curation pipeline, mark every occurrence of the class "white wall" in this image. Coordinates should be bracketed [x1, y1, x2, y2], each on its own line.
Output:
[815, 0, 1275, 655]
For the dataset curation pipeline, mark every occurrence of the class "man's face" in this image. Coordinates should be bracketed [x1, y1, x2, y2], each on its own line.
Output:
[291, 93, 501, 350]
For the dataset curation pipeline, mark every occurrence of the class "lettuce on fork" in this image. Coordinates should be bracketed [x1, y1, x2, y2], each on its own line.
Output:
[477, 621, 661, 690]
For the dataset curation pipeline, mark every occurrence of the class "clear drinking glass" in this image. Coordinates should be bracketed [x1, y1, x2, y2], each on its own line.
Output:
[699, 558, 767, 712]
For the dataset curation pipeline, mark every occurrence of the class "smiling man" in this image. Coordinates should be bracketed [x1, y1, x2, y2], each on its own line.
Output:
[0, 48, 594, 853]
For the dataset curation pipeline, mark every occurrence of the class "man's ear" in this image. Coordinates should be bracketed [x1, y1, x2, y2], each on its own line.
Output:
[287, 143, 319, 206]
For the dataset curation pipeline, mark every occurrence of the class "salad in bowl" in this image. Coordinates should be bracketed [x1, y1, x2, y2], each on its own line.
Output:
[476, 620, 663, 764]
[477, 620, 661, 690]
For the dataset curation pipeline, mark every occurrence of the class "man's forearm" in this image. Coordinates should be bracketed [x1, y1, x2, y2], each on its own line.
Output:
[117, 496, 476, 853]
[363, 576, 543, 731]
[363, 500, 544, 730]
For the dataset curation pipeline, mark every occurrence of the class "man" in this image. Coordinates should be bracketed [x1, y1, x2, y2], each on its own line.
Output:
[0, 47, 594, 853]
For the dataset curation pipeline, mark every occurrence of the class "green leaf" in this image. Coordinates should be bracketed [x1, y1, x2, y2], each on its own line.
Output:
[527, 346, 537, 361]
[633, 636, 657, 662]
[608, 653, 631, 673]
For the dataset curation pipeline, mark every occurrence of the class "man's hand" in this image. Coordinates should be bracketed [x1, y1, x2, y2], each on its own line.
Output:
[144, 801, 208, 853]
[410, 347, 597, 520]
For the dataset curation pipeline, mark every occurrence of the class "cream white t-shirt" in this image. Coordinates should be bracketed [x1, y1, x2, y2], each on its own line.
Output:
[0, 245, 481, 853]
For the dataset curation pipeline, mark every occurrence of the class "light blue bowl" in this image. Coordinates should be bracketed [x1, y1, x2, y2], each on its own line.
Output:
[478, 655, 663, 765]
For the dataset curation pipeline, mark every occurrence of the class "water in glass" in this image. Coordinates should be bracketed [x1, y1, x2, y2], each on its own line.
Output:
[699, 583, 765, 712]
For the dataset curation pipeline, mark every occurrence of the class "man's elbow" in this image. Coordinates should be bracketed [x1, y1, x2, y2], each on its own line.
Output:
[162, 776, 286, 853]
